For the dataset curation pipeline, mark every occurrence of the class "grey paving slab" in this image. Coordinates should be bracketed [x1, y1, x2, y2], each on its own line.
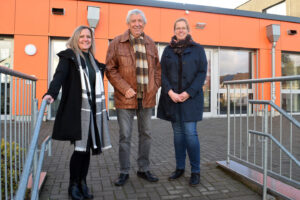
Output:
[39, 118, 261, 200]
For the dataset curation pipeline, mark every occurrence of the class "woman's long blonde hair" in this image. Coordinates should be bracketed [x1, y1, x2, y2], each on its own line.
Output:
[66, 25, 96, 57]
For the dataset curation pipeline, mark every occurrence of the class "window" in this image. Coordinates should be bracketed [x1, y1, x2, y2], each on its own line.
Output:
[0, 37, 14, 115]
[281, 52, 300, 112]
[218, 48, 253, 114]
[263, 1, 286, 16]
[0, 37, 13, 68]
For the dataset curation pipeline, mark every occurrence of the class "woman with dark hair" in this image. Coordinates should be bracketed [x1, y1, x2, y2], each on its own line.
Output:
[157, 18, 207, 186]
[43, 25, 111, 200]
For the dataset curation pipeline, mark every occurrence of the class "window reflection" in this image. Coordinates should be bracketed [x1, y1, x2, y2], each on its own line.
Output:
[203, 50, 211, 112]
[0, 38, 13, 115]
[0, 39, 13, 68]
[219, 93, 253, 115]
[282, 53, 300, 89]
[219, 49, 251, 89]
[282, 94, 300, 112]
[218, 49, 252, 115]
[281, 52, 300, 113]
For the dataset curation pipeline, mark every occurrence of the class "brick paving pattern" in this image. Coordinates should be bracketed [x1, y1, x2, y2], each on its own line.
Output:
[39, 118, 261, 200]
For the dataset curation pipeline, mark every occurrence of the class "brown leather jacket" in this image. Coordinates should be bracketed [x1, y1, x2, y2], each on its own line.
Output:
[105, 30, 161, 109]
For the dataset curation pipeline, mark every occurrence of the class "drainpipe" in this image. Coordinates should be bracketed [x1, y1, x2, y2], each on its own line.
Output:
[271, 41, 276, 104]
[266, 24, 281, 104]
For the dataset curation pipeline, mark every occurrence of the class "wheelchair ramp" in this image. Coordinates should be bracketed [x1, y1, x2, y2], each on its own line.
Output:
[217, 160, 300, 200]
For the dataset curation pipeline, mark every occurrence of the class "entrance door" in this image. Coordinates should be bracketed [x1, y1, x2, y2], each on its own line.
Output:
[48, 39, 67, 119]
[202, 48, 214, 117]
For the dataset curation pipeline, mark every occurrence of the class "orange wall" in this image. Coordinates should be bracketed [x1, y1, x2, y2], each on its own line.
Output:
[0, 0, 15, 34]
[15, 0, 50, 36]
[49, 0, 78, 37]
[1, 0, 300, 105]
[14, 35, 49, 100]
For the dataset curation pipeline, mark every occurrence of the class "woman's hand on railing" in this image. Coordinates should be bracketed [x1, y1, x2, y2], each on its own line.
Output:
[43, 95, 54, 104]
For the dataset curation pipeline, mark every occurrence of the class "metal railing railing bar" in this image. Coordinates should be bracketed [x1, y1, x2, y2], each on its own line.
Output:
[224, 75, 300, 85]
[249, 100, 300, 128]
[0, 65, 37, 81]
[30, 136, 51, 200]
[249, 130, 300, 167]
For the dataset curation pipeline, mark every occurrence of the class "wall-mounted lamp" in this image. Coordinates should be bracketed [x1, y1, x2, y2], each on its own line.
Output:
[52, 8, 64, 15]
[196, 22, 206, 29]
[287, 30, 297, 35]
[87, 6, 100, 29]
[25, 44, 37, 56]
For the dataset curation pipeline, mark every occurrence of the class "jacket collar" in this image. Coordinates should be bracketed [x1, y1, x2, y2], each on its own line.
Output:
[120, 29, 150, 44]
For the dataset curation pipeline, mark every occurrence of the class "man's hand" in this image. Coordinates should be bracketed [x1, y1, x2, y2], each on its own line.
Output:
[168, 90, 181, 103]
[179, 91, 190, 102]
[43, 95, 54, 104]
[125, 88, 136, 99]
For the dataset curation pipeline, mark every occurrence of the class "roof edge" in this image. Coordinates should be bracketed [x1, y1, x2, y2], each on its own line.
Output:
[83, 0, 300, 23]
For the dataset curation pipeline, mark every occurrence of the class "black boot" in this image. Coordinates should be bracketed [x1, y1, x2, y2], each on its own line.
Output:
[189, 173, 200, 186]
[68, 182, 84, 200]
[168, 169, 184, 181]
[80, 180, 94, 199]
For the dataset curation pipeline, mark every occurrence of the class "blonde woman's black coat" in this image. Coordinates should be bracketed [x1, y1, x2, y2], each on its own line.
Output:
[44, 48, 105, 141]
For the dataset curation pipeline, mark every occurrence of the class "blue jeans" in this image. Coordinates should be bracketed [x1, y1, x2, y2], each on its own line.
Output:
[171, 121, 200, 173]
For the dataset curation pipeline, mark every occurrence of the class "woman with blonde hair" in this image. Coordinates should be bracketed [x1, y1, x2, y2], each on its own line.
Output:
[43, 25, 111, 200]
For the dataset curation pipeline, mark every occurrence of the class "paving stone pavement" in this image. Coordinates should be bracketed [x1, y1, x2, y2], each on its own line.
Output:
[39, 118, 261, 200]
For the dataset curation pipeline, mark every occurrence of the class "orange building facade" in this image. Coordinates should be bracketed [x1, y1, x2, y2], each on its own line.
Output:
[1, 0, 300, 118]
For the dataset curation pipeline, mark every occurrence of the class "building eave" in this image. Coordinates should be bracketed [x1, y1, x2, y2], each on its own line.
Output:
[83, 0, 300, 23]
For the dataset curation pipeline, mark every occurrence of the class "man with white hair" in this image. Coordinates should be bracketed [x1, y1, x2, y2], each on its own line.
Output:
[106, 9, 161, 186]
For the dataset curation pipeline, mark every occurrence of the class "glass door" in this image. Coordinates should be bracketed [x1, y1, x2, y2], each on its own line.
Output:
[202, 49, 214, 117]
[48, 39, 67, 119]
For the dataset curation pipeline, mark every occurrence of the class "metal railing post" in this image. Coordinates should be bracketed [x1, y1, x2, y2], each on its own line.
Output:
[263, 104, 268, 200]
[227, 85, 231, 164]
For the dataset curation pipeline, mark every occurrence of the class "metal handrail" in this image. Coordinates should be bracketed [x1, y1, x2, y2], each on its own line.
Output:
[249, 100, 300, 128]
[223, 75, 300, 85]
[0, 65, 37, 81]
[31, 136, 51, 200]
[224, 75, 300, 200]
[249, 130, 300, 167]
[15, 100, 48, 199]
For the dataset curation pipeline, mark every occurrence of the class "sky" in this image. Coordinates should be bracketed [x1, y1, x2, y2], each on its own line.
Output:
[156, 0, 249, 9]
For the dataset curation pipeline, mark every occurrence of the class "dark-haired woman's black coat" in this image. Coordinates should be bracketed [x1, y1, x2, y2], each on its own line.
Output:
[157, 42, 207, 122]
[44, 48, 105, 141]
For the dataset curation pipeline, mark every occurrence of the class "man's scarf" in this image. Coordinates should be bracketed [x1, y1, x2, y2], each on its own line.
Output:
[75, 52, 111, 152]
[130, 33, 148, 99]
